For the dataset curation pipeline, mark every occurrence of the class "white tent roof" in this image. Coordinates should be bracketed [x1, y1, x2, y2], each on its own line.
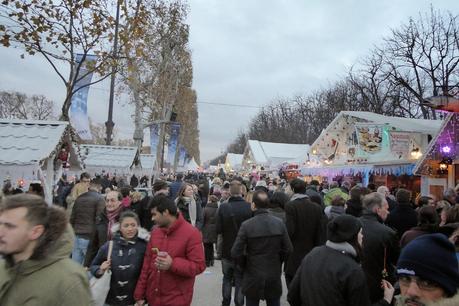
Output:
[185, 157, 199, 171]
[226, 153, 243, 167]
[0, 118, 78, 166]
[311, 111, 442, 150]
[247, 140, 310, 165]
[140, 154, 155, 170]
[80, 144, 138, 169]
[339, 111, 441, 134]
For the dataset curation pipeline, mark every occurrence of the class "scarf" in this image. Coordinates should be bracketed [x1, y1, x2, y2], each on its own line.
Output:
[181, 196, 197, 226]
[107, 206, 122, 240]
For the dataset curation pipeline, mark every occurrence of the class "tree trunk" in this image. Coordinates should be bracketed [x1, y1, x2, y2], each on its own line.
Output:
[60, 85, 73, 121]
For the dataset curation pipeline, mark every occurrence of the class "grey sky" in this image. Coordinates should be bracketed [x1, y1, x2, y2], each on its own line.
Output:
[0, 0, 456, 162]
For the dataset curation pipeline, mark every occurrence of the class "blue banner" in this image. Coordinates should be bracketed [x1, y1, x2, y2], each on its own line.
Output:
[178, 145, 187, 167]
[150, 123, 160, 163]
[167, 123, 180, 166]
[69, 54, 97, 140]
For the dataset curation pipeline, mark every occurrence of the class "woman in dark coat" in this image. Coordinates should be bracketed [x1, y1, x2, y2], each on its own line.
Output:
[90, 211, 148, 306]
[175, 183, 203, 229]
[288, 215, 394, 306]
[202, 195, 219, 266]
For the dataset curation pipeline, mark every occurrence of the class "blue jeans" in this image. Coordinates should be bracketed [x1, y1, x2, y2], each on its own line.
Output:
[71, 236, 89, 265]
[222, 259, 244, 306]
[246, 298, 280, 306]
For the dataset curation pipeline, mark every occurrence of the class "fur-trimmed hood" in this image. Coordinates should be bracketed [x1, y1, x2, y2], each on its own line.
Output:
[110, 223, 151, 242]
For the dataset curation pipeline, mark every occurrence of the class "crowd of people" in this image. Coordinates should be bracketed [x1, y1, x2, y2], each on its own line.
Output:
[0, 170, 458, 306]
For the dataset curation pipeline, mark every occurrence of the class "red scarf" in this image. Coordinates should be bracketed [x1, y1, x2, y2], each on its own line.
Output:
[106, 206, 122, 240]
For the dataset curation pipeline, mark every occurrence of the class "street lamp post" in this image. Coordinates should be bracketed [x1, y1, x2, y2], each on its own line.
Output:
[105, 0, 121, 145]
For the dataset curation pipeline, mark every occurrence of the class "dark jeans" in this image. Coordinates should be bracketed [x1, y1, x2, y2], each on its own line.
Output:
[204, 242, 214, 265]
[222, 259, 244, 306]
[246, 298, 280, 306]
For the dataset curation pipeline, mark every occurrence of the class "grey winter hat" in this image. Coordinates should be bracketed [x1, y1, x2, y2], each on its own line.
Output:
[327, 215, 362, 243]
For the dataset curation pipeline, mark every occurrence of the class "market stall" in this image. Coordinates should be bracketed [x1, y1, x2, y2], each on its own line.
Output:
[302, 111, 442, 190]
[224, 153, 244, 172]
[414, 113, 459, 200]
[0, 118, 83, 202]
[242, 139, 310, 171]
[80, 144, 139, 177]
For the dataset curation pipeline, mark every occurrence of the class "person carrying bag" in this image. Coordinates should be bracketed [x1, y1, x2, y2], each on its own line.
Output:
[90, 240, 113, 306]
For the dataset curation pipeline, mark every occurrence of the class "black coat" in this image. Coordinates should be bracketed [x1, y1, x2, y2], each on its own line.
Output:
[231, 210, 292, 300]
[360, 210, 399, 303]
[202, 202, 218, 243]
[345, 199, 363, 217]
[70, 191, 105, 238]
[84, 210, 121, 267]
[284, 195, 326, 278]
[90, 233, 147, 306]
[216, 196, 253, 260]
[385, 202, 418, 240]
[130, 196, 153, 231]
[287, 244, 390, 306]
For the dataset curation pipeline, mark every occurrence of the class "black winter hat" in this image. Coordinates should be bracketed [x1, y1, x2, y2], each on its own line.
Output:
[397, 233, 459, 297]
[327, 215, 362, 243]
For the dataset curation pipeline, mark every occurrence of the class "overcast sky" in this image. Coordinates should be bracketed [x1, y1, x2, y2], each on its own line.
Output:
[0, 0, 456, 162]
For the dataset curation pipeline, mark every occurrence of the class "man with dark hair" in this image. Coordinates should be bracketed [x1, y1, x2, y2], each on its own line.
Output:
[70, 181, 105, 265]
[386, 188, 418, 240]
[134, 195, 205, 306]
[360, 192, 399, 303]
[284, 178, 326, 286]
[231, 190, 292, 306]
[216, 180, 253, 306]
[0, 194, 91, 305]
[153, 180, 169, 197]
[168, 173, 184, 200]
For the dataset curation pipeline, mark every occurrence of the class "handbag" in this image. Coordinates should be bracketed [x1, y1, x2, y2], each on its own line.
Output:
[90, 240, 114, 306]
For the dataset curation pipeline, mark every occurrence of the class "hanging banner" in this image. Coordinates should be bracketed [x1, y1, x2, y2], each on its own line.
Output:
[167, 123, 180, 165]
[69, 54, 97, 140]
[390, 131, 410, 156]
[150, 123, 160, 162]
[178, 145, 187, 167]
[355, 124, 383, 153]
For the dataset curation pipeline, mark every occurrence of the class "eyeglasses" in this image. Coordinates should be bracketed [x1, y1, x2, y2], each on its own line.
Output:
[398, 275, 441, 291]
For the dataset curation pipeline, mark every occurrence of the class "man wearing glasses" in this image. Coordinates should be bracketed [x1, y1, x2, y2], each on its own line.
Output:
[396, 234, 459, 305]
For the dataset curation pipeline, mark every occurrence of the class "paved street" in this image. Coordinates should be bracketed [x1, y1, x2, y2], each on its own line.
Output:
[192, 260, 289, 306]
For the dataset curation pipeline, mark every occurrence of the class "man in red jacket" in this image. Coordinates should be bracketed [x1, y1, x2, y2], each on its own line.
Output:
[134, 195, 206, 306]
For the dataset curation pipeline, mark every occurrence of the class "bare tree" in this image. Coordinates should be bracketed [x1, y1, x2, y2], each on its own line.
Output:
[0, 90, 55, 119]
[378, 8, 459, 118]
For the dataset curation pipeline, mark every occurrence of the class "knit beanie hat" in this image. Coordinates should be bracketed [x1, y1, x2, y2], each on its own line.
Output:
[397, 233, 459, 297]
[327, 215, 362, 243]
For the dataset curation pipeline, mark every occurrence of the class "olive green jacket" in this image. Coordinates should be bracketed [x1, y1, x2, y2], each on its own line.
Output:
[0, 226, 91, 306]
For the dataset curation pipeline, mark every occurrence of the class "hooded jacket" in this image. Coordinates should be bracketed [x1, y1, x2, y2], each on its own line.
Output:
[0, 225, 91, 306]
[134, 213, 206, 306]
[90, 228, 149, 306]
[287, 241, 390, 306]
